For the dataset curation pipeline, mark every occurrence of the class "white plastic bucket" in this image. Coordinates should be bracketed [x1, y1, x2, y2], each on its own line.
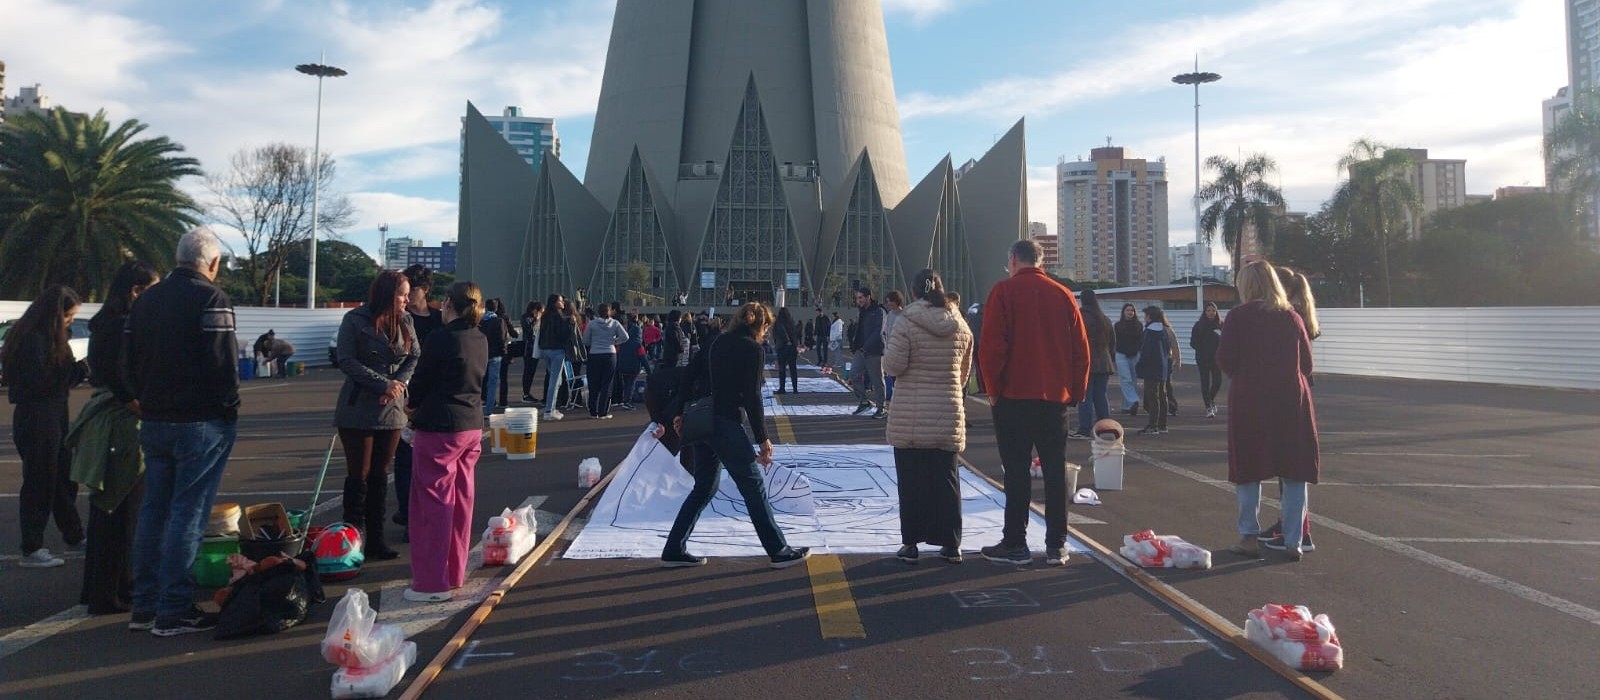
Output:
[1066, 462, 1081, 495]
[504, 409, 537, 461]
[489, 414, 506, 454]
[1094, 454, 1124, 491]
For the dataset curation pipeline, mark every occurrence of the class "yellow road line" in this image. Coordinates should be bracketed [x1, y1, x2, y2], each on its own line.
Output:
[805, 554, 866, 639]
[772, 397, 798, 444]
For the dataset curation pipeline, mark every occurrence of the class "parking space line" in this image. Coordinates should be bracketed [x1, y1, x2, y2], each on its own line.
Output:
[1124, 446, 1600, 627]
[806, 554, 866, 639]
[1381, 538, 1600, 545]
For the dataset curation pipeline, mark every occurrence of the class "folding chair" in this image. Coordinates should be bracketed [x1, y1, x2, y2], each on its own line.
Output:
[558, 360, 587, 412]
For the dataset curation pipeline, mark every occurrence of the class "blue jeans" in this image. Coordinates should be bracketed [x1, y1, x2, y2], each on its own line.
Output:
[541, 349, 566, 413]
[483, 356, 502, 416]
[132, 419, 236, 622]
[664, 417, 790, 558]
[1236, 480, 1309, 550]
[1077, 373, 1111, 433]
[1114, 353, 1140, 408]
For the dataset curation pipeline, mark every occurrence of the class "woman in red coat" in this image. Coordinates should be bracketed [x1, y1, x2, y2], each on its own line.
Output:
[1216, 261, 1319, 561]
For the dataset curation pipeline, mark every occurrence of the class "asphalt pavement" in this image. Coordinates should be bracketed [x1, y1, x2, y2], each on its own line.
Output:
[0, 359, 1594, 699]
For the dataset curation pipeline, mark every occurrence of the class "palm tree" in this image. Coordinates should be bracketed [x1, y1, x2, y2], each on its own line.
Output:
[0, 107, 202, 300]
[1327, 139, 1420, 307]
[1543, 86, 1600, 238]
[1196, 154, 1286, 272]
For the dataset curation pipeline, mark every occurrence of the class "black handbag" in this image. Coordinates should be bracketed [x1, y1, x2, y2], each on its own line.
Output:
[678, 338, 718, 445]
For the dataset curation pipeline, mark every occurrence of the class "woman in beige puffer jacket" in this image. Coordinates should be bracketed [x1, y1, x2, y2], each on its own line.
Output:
[881, 269, 973, 564]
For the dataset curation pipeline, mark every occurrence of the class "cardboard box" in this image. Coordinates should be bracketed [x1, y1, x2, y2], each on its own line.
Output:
[244, 503, 292, 540]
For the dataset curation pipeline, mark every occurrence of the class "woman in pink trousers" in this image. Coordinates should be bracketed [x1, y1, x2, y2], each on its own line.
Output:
[402, 281, 488, 602]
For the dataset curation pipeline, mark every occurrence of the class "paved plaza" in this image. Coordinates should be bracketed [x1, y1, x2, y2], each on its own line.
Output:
[0, 362, 1594, 699]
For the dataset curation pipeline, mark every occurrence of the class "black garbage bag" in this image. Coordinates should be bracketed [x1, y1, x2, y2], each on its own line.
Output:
[214, 551, 327, 639]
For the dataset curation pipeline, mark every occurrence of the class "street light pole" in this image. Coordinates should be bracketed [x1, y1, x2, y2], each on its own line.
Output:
[378, 223, 389, 269]
[296, 56, 347, 309]
[1173, 58, 1220, 307]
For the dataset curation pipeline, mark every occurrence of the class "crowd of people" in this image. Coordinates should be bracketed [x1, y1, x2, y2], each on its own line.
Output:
[1, 227, 1321, 638]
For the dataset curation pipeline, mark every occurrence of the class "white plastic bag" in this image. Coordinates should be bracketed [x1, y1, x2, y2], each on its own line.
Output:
[1244, 604, 1344, 672]
[331, 641, 417, 699]
[480, 504, 538, 566]
[1118, 530, 1211, 569]
[578, 458, 602, 488]
[321, 589, 406, 668]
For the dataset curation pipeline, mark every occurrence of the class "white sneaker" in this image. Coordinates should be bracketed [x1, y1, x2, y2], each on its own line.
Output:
[18, 548, 64, 568]
[402, 587, 452, 603]
[1205, 406, 1218, 418]
[544, 410, 564, 421]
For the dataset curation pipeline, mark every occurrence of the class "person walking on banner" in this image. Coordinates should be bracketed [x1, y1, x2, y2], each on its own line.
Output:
[977, 239, 1089, 567]
[849, 288, 887, 418]
[662, 302, 810, 570]
[883, 269, 973, 564]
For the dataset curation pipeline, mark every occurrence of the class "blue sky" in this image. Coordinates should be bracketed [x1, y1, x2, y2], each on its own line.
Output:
[0, 0, 1563, 266]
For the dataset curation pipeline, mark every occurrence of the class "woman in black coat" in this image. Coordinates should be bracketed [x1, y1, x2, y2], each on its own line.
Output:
[1191, 302, 1223, 418]
[771, 307, 801, 394]
[1113, 303, 1145, 415]
[1, 285, 86, 569]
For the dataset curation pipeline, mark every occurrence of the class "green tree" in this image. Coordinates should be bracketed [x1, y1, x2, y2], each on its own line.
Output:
[1270, 205, 1377, 307]
[1328, 139, 1421, 307]
[206, 143, 355, 306]
[1196, 154, 1286, 272]
[1543, 86, 1600, 235]
[0, 108, 202, 299]
[281, 239, 378, 303]
[1417, 193, 1600, 305]
[623, 260, 651, 305]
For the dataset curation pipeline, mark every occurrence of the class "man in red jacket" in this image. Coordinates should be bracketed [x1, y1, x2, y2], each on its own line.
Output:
[978, 239, 1090, 566]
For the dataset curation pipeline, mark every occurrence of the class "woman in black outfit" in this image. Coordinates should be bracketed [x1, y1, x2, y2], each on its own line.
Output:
[1113, 303, 1145, 415]
[76, 263, 159, 610]
[662, 302, 810, 570]
[520, 301, 543, 403]
[772, 307, 801, 394]
[1191, 301, 1223, 418]
[2, 285, 86, 569]
[537, 294, 577, 420]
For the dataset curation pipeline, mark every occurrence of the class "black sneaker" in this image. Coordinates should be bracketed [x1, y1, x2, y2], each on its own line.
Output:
[770, 546, 811, 569]
[981, 542, 1031, 565]
[1137, 426, 1160, 436]
[1258, 522, 1283, 541]
[1260, 533, 1316, 552]
[939, 546, 963, 563]
[1067, 431, 1091, 440]
[1045, 546, 1069, 566]
[896, 544, 919, 564]
[128, 611, 156, 632]
[852, 403, 873, 416]
[660, 551, 707, 568]
[151, 606, 218, 637]
[873, 408, 887, 419]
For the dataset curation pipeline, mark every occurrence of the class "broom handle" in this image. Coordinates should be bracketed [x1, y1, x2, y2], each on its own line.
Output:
[305, 433, 338, 525]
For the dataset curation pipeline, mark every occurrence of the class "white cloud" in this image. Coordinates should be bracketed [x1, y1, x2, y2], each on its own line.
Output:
[346, 192, 458, 252]
[881, 0, 969, 25]
[0, 0, 183, 116]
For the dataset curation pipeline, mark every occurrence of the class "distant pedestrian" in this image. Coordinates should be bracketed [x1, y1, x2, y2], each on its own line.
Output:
[1191, 302, 1223, 418]
[72, 262, 159, 612]
[848, 288, 887, 417]
[1135, 306, 1172, 435]
[772, 307, 801, 394]
[252, 330, 296, 378]
[616, 314, 645, 410]
[812, 307, 831, 367]
[580, 302, 628, 419]
[538, 294, 576, 421]
[3, 285, 87, 571]
[978, 239, 1089, 567]
[1218, 261, 1320, 561]
[478, 298, 511, 416]
[1070, 289, 1115, 440]
[1113, 303, 1143, 414]
[1163, 319, 1181, 416]
[334, 270, 419, 561]
[124, 227, 240, 636]
[662, 302, 810, 570]
[881, 290, 904, 402]
[520, 301, 544, 403]
[883, 269, 973, 564]
[403, 281, 488, 602]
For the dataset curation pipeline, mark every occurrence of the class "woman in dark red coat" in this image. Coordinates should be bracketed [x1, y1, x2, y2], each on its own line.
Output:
[1215, 261, 1319, 561]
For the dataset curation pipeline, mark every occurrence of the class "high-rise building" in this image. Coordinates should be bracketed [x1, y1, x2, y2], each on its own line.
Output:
[1168, 242, 1213, 282]
[1391, 148, 1467, 238]
[1, 83, 52, 122]
[459, 0, 1028, 307]
[406, 241, 457, 274]
[0, 60, 7, 125]
[1544, 87, 1573, 187]
[1563, 1, 1600, 242]
[481, 106, 559, 175]
[1056, 146, 1169, 286]
[384, 236, 415, 270]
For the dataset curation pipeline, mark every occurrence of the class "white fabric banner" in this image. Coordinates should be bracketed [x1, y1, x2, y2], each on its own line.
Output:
[764, 403, 862, 416]
[762, 377, 850, 395]
[565, 430, 1087, 559]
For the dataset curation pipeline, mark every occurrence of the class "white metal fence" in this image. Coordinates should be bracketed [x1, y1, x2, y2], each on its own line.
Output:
[7, 300, 1599, 390]
[1, 301, 349, 368]
[1092, 304, 1600, 391]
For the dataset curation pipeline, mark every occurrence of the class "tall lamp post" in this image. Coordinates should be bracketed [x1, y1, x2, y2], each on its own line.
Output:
[1172, 59, 1220, 306]
[378, 223, 389, 269]
[295, 57, 347, 308]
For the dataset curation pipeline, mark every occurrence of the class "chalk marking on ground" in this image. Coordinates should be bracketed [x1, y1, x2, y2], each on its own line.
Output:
[806, 553, 867, 639]
[1123, 446, 1600, 627]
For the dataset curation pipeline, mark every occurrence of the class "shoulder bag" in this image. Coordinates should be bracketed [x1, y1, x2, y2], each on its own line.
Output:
[678, 337, 719, 445]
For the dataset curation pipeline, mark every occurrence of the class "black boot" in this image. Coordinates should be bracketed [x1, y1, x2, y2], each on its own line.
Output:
[363, 494, 400, 561]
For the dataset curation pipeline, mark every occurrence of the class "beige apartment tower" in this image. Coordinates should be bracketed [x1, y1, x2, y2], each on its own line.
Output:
[1057, 147, 1170, 285]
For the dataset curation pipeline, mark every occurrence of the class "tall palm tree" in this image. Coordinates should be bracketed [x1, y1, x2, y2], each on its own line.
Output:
[1328, 139, 1420, 307]
[0, 107, 202, 300]
[1196, 154, 1286, 273]
[1543, 86, 1600, 238]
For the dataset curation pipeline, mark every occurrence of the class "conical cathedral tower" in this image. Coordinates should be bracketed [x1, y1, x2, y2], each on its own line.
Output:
[460, 0, 1027, 308]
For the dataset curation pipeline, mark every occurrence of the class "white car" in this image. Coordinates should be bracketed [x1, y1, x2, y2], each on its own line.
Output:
[0, 318, 92, 385]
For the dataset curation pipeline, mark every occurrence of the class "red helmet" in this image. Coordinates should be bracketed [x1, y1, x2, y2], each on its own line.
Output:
[313, 523, 365, 582]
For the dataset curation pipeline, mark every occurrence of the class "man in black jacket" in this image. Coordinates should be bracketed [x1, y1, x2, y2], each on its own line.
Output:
[122, 227, 239, 637]
[849, 288, 887, 417]
[811, 306, 830, 367]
